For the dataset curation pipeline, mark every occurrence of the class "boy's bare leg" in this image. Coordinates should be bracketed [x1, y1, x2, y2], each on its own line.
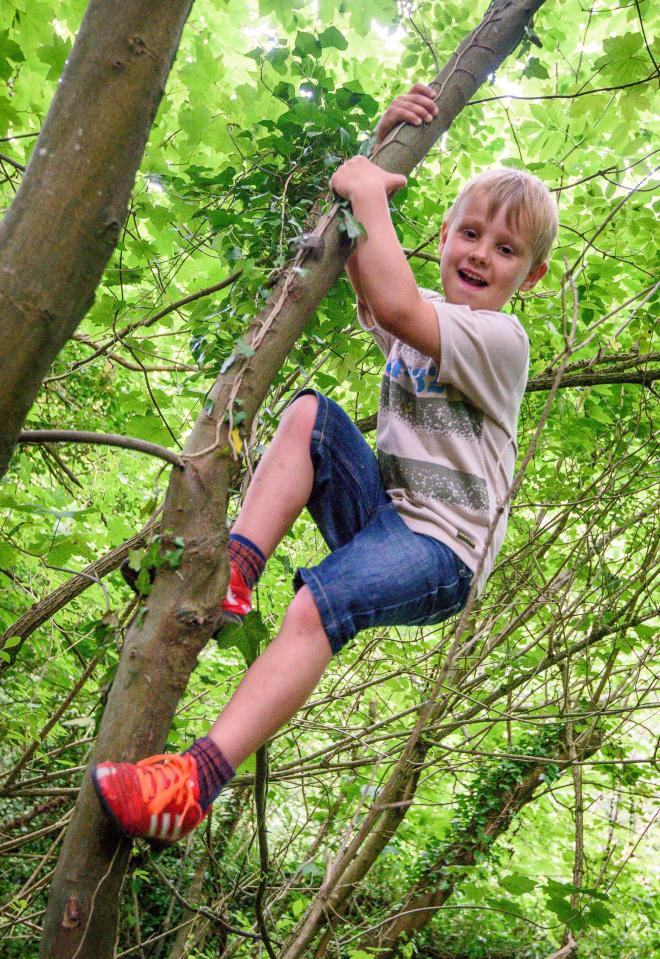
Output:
[211, 393, 329, 768]
[230, 393, 318, 558]
[209, 585, 332, 768]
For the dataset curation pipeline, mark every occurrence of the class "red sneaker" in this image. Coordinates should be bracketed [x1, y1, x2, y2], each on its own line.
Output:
[221, 565, 253, 623]
[92, 753, 206, 843]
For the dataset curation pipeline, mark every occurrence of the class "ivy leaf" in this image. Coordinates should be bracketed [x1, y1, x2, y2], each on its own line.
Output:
[294, 31, 321, 58]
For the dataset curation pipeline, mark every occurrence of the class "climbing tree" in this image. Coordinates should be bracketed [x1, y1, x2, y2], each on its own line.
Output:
[0, 1, 657, 958]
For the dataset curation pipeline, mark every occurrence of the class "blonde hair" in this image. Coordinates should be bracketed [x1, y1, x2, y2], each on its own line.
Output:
[445, 169, 558, 269]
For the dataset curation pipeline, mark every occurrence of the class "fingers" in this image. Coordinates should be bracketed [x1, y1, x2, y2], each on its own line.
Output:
[375, 83, 438, 143]
[392, 92, 439, 125]
[385, 172, 407, 196]
[329, 157, 406, 200]
[408, 82, 437, 98]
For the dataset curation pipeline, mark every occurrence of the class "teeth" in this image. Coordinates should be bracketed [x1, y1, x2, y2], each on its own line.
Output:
[459, 269, 486, 286]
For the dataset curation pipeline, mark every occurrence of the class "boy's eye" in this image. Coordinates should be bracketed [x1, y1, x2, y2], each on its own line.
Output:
[499, 245, 514, 256]
[463, 229, 477, 239]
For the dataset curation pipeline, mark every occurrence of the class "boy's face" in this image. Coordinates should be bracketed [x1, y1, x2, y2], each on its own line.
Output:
[439, 190, 547, 312]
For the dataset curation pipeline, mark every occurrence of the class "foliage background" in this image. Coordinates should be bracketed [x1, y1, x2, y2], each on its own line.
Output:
[0, 0, 657, 957]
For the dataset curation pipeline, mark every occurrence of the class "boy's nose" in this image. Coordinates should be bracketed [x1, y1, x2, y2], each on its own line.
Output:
[468, 246, 489, 265]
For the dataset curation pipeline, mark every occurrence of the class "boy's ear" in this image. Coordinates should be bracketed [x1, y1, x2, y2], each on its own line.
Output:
[439, 220, 448, 252]
[518, 261, 548, 292]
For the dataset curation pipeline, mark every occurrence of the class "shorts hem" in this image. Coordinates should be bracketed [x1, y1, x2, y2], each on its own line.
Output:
[293, 566, 347, 655]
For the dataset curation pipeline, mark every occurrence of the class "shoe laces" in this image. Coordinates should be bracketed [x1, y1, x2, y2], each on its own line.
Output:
[135, 753, 198, 819]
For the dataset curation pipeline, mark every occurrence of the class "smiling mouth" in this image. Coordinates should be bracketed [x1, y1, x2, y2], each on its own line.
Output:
[458, 269, 488, 288]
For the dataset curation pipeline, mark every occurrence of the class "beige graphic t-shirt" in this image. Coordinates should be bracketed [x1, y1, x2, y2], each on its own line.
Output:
[358, 288, 529, 594]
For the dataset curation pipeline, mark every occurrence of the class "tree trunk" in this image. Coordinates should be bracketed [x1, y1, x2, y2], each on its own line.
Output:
[360, 730, 603, 958]
[39, 1, 547, 956]
[0, 0, 195, 477]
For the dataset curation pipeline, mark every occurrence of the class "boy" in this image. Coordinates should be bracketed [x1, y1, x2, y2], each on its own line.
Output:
[93, 84, 557, 844]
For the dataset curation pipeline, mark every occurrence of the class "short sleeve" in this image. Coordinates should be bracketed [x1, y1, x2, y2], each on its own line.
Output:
[426, 292, 529, 427]
[357, 298, 394, 358]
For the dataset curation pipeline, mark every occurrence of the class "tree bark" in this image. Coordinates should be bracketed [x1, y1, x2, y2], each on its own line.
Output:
[0, 0, 195, 477]
[39, 2, 548, 956]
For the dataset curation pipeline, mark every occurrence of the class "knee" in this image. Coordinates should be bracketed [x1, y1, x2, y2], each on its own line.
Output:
[285, 586, 325, 636]
[280, 393, 318, 437]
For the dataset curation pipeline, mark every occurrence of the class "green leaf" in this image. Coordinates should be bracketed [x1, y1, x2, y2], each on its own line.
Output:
[594, 32, 648, 82]
[522, 57, 549, 80]
[349, 0, 396, 37]
[545, 879, 574, 898]
[291, 898, 307, 918]
[500, 874, 538, 896]
[36, 36, 71, 82]
[259, 0, 301, 27]
[126, 413, 173, 446]
[319, 26, 348, 51]
[294, 31, 321, 58]
[216, 611, 269, 667]
[340, 208, 367, 240]
[486, 896, 523, 916]
[0, 30, 25, 81]
[3, 636, 23, 650]
[585, 901, 615, 928]
[546, 897, 579, 923]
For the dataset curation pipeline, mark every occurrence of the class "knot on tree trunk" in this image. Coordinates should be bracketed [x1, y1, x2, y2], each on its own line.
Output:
[62, 895, 83, 929]
[174, 605, 223, 632]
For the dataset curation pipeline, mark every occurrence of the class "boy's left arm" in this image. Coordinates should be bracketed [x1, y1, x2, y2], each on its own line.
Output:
[331, 157, 439, 361]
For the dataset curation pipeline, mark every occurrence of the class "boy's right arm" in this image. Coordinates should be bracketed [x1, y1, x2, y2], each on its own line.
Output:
[345, 84, 438, 305]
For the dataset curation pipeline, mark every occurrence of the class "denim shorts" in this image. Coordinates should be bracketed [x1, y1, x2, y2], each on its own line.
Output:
[292, 391, 473, 654]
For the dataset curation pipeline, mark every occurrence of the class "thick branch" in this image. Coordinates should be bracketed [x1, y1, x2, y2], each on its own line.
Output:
[18, 430, 184, 468]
